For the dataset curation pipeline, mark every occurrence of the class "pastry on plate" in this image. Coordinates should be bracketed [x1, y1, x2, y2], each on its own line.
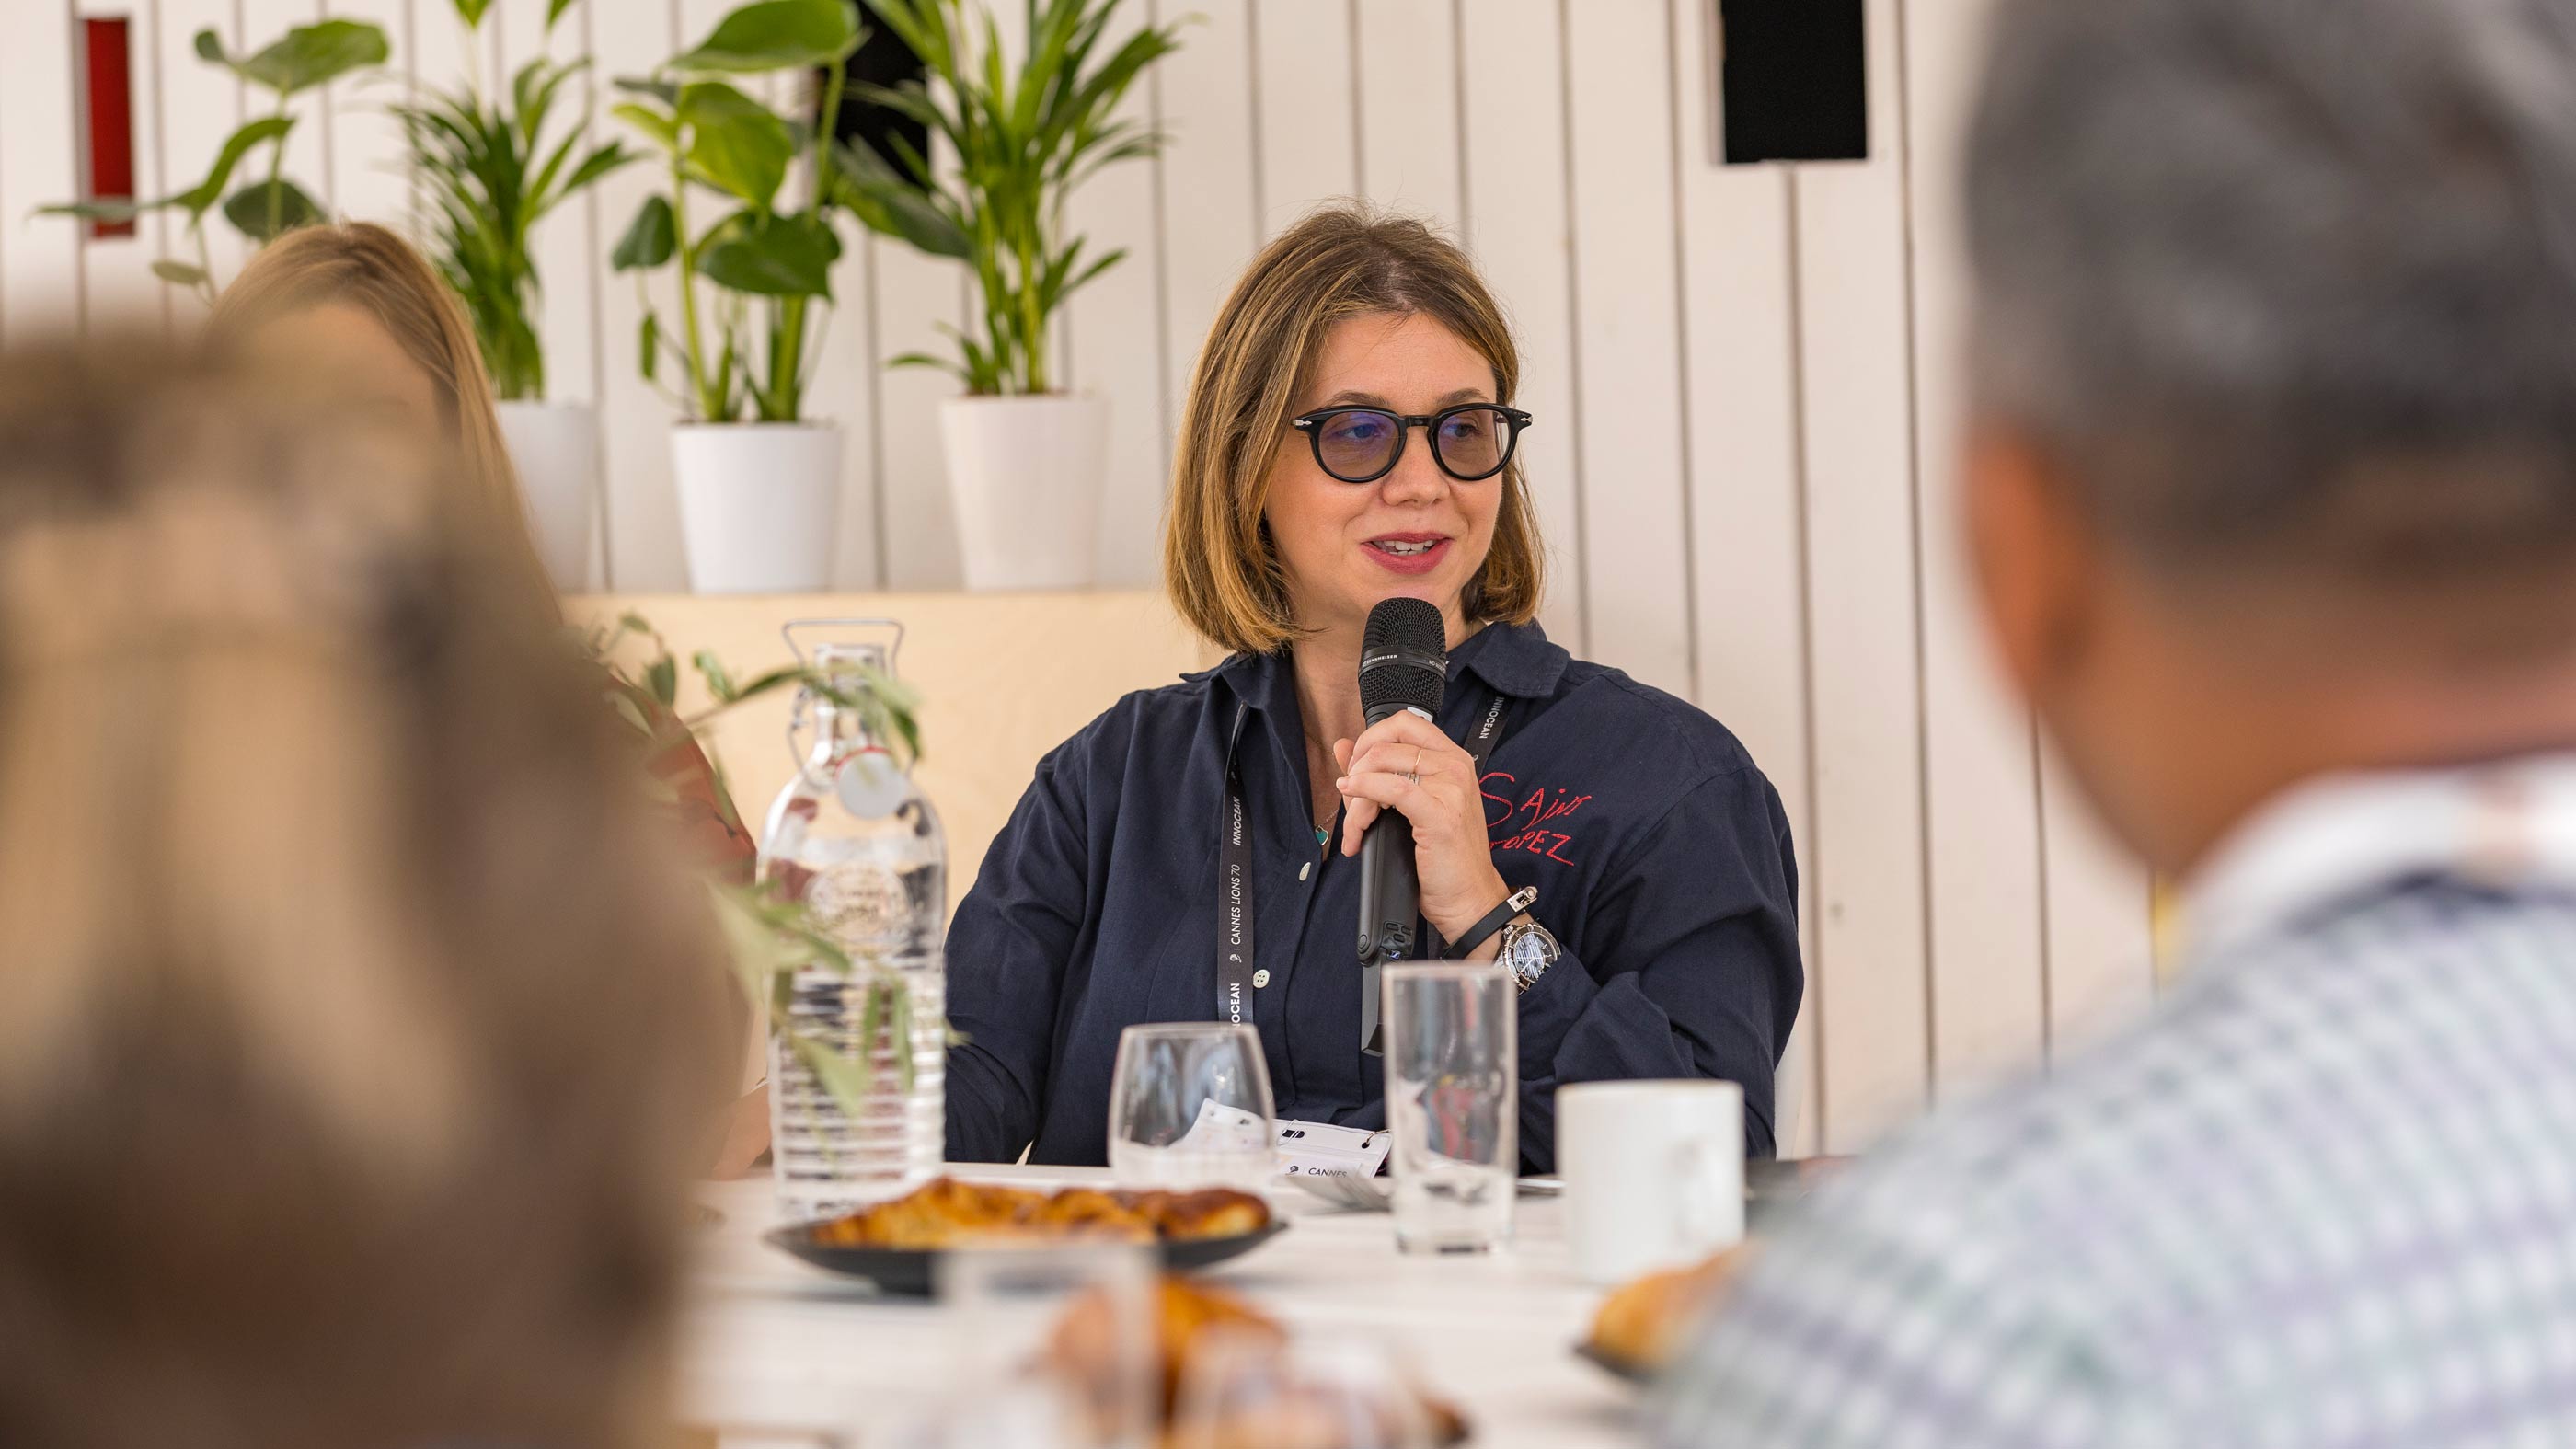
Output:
[1047, 1276, 1471, 1448]
[1587, 1245, 1752, 1375]
[807, 1178, 1271, 1250]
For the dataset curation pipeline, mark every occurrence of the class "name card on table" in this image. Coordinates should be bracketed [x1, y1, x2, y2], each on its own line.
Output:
[1275, 1119, 1391, 1180]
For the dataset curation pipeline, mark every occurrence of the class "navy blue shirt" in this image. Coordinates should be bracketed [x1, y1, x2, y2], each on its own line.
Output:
[943, 621, 1802, 1172]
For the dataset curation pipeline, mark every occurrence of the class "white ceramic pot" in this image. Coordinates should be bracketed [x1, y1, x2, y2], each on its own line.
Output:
[492, 398, 598, 592]
[670, 421, 842, 594]
[938, 393, 1109, 591]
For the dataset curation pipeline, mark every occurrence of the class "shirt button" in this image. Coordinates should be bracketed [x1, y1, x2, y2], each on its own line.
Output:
[1252, 969, 1271, 989]
[1298, 862, 1312, 881]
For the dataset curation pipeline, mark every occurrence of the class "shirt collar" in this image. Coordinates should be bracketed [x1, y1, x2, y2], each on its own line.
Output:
[2184, 751, 2576, 960]
[1452, 620, 1570, 700]
[1190, 621, 1570, 713]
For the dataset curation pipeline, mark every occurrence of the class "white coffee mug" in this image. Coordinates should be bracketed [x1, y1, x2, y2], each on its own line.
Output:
[1557, 1079, 1745, 1285]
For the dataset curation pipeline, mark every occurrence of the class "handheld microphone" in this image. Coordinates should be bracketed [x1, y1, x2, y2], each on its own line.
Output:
[1354, 597, 1449, 1056]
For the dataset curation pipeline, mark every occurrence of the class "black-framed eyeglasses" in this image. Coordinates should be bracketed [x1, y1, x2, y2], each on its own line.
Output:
[1289, 404, 1534, 485]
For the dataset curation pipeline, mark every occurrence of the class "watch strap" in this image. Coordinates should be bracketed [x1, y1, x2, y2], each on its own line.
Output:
[1443, 885, 1539, 960]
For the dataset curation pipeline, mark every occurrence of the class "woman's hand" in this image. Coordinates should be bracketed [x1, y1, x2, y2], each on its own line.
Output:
[1335, 711, 1510, 947]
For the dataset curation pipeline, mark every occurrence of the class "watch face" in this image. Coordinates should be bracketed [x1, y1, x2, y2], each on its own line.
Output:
[1502, 928, 1552, 982]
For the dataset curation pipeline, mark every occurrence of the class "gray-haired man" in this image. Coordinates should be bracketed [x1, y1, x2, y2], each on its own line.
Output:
[1659, 1, 2576, 1443]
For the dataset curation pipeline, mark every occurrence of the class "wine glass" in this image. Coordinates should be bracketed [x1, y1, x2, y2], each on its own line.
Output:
[1107, 1024, 1276, 1191]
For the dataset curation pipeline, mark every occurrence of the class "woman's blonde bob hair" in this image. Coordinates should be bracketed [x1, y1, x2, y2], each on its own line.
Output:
[207, 222, 558, 615]
[1164, 205, 1547, 656]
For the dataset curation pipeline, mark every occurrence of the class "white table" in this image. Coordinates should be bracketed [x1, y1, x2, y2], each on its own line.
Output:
[682, 1166, 1646, 1448]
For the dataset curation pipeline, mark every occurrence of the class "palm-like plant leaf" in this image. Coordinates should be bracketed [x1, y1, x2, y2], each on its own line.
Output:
[399, 38, 629, 400]
[837, 0, 1180, 395]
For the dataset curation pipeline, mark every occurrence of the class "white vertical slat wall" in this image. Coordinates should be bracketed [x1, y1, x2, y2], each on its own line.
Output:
[0, 0, 2159, 1155]
[1064, 0, 1167, 588]
[1905, 0, 2046, 1106]
[2, 1, 84, 344]
[1457, 0, 1582, 651]
[1792, 0, 1930, 1152]
[1669, 0, 1819, 1155]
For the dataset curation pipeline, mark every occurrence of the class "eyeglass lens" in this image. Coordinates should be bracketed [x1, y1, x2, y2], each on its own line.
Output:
[1314, 408, 1514, 482]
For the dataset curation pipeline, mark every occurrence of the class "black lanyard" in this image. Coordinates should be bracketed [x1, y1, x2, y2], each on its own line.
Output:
[1216, 692, 1514, 1026]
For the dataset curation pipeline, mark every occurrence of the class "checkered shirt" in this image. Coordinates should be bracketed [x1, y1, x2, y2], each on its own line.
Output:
[1655, 757, 2576, 1447]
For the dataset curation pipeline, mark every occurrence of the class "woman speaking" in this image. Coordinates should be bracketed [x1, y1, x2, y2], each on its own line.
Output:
[946, 206, 1802, 1172]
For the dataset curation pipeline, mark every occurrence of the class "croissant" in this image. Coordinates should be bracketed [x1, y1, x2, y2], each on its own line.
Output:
[1587, 1245, 1751, 1373]
[1047, 1276, 1470, 1449]
[809, 1177, 1271, 1249]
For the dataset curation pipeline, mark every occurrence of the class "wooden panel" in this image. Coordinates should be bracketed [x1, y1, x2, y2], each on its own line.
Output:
[74, 0, 167, 335]
[1352, 0, 1461, 235]
[1, 0, 86, 343]
[1903, 0, 2045, 1105]
[1562, 0, 1692, 696]
[1149, 0, 1257, 454]
[2041, 752, 2156, 1060]
[1671, 0, 1817, 1154]
[327, 0, 410, 227]
[1457, 0, 1583, 651]
[1796, 0, 1929, 1153]
[1249, 0, 1356, 235]
[591, 0, 682, 589]
[565, 591, 1213, 918]
[1063, 0, 1167, 588]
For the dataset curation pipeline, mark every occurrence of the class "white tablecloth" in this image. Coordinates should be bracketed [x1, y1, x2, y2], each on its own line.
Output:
[682, 1166, 1645, 1448]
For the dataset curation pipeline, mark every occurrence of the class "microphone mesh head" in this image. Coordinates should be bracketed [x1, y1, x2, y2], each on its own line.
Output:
[1360, 598, 1448, 719]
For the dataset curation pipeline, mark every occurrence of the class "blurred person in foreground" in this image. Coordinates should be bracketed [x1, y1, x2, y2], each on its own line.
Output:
[1661, 0, 2576, 1443]
[209, 222, 773, 1176]
[0, 339, 733, 1449]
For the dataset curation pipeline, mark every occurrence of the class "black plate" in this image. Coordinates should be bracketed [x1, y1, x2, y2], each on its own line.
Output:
[763, 1220, 1292, 1295]
[1573, 1340, 1654, 1386]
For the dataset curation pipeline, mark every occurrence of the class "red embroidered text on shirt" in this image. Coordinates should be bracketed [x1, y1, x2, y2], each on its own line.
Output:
[1480, 771, 1592, 866]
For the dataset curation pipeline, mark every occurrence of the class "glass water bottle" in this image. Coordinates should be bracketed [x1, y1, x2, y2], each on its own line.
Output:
[758, 635, 947, 1216]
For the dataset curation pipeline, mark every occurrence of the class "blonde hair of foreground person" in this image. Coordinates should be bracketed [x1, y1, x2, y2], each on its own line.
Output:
[1162, 204, 1548, 655]
[0, 339, 733, 1449]
[207, 220, 558, 614]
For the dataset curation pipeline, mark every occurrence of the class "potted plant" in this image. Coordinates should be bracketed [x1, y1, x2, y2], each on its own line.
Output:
[835, 0, 1182, 591]
[397, 0, 636, 592]
[38, 19, 391, 299]
[610, 0, 865, 594]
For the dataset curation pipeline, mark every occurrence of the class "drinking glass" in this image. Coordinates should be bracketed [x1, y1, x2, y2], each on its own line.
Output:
[1107, 1023, 1277, 1191]
[1171, 1330, 1440, 1449]
[1382, 964, 1515, 1254]
[932, 1241, 1159, 1449]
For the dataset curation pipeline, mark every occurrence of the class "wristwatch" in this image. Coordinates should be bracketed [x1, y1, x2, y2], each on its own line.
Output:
[1496, 918, 1562, 993]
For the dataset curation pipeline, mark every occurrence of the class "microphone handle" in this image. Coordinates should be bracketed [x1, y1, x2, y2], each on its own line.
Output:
[1356, 807, 1420, 1056]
